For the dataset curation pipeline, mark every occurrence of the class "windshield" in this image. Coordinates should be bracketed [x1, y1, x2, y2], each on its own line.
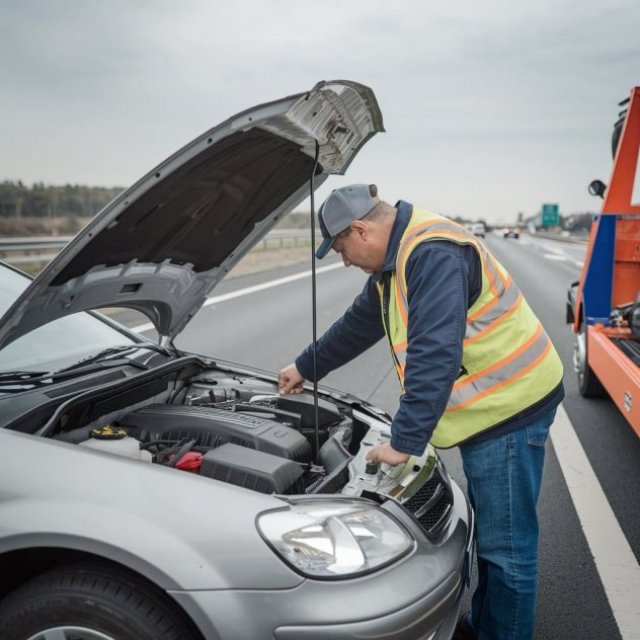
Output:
[0, 265, 136, 373]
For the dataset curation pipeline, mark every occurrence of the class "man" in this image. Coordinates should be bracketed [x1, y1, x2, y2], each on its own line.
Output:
[279, 184, 564, 640]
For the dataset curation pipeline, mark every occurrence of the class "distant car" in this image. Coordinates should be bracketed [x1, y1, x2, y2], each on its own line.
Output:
[0, 81, 472, 640]
[503, 227, 520, 239]
[471, 222, 486, 238]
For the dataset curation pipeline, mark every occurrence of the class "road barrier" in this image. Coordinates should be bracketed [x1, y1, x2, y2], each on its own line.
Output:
[1, 229, 588, 267]
[530, 230, 589, 244]
[0, 229, 321, 266]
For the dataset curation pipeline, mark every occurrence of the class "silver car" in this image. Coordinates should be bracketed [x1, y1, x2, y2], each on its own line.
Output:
[0, 81, 472, 640]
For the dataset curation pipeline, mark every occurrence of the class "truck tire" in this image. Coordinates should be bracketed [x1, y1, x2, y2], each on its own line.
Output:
[574, 320, 606, 398]
[0, 562, 200, 640]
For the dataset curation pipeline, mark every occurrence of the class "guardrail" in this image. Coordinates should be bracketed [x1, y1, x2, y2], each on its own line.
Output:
[529, 230, 589, 244]
[1, 228, 588, 267]
[0, 229, 321, 266]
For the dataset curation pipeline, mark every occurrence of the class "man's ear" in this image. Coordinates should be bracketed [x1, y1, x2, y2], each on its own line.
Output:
[351, 220, 368, 238]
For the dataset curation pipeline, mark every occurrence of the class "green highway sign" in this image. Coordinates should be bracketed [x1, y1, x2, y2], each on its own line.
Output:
[540, 203, 559, 227]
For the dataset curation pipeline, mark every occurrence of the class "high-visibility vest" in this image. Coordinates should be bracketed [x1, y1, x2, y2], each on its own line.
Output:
[376, 208, 563, 448]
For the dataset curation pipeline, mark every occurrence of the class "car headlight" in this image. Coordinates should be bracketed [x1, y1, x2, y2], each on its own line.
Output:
[257, 498, 414, 578]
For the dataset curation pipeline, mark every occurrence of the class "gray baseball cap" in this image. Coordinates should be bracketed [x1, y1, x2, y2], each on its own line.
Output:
[316, 184, 380, 259]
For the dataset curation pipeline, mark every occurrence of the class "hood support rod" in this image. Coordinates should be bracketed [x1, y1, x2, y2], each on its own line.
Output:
[310, 141, 321, 462]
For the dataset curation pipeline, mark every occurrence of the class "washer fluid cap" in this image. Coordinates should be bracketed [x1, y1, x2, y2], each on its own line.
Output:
[91, 425, 128, 440]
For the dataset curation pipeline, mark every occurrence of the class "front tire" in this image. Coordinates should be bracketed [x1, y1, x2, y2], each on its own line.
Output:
[0, 562, 199, 640]
[574, 321, 606, 397]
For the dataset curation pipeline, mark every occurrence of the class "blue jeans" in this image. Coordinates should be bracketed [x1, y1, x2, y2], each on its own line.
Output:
[459, 408, 556, 640]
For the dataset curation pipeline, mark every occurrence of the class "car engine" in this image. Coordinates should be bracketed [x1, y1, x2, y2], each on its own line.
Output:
[49, 366, 455, 540]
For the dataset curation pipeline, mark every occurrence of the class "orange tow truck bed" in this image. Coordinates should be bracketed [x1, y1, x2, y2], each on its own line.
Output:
[567, 86, 640, 437]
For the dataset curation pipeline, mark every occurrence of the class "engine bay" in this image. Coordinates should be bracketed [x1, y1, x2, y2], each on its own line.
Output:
[48, 369, 360, 495]
[117, 381, 356, 496]
[23, 361, 454, 539]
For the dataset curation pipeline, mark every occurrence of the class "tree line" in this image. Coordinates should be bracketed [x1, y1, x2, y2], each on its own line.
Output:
[0, 181, 124, 219]
[0, 180, 596, 233]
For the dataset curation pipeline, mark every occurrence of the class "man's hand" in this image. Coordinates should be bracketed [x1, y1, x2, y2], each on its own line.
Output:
[278, 363, 306, 394]
[365, 442, 410, 466]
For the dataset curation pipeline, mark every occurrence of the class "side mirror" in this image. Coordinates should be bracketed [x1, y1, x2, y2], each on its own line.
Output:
[588, 179, 606, 199]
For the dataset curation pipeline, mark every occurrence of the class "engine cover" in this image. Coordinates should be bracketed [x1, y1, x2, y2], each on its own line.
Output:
[120, 404, 312, 462]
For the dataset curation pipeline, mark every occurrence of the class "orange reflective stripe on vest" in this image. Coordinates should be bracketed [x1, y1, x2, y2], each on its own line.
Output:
[449, 324, 551, 409]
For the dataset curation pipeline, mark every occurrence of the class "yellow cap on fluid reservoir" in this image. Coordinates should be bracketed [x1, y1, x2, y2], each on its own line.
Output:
[91, 425, 128, 440]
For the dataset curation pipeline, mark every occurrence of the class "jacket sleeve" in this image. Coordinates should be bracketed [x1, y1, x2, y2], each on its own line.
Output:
[390, 241, 478, 455]
[295, 277, 385, 382]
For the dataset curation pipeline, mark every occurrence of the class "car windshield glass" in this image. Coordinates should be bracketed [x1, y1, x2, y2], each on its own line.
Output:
[0, 266, 135, 373]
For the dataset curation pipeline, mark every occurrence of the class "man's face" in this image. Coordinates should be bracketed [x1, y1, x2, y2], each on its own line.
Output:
[332, 223, 383, 273]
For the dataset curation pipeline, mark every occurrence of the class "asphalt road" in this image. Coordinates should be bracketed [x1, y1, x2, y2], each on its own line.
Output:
[134, 232, 639, 639]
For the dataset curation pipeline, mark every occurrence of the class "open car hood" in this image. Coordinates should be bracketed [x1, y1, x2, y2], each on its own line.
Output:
[0, 80, 383, 351]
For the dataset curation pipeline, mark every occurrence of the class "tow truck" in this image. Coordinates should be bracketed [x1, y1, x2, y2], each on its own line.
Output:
[567, 86, 640, 437]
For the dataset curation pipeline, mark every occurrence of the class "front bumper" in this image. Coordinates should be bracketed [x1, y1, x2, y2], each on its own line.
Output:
[273, 573, 462, 639]
[170, 481, 471, 640]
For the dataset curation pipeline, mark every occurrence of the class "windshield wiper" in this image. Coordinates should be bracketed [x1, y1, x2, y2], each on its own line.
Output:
[0, 344, 168, 389]
[0, 369, 56, 390]
[55, 345, 150, 374]
[55, 342, 172, 374]
[0, 370, 51, 388]
[0, 370, 49, 381]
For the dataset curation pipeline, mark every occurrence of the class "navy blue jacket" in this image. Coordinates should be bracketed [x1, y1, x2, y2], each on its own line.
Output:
[296, 201, 563, 454]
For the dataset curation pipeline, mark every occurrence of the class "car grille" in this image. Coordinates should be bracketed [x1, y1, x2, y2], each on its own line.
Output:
[401, 465, 453, 539]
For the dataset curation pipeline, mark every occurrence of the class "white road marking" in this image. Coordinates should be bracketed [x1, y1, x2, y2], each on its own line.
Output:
[574, 260, 584, 268]
[543, 253, 567, 261]
[551, 404, 640, 639]
[131, 262, 344, 333]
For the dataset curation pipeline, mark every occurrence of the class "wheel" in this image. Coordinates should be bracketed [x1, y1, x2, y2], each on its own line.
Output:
[573, 320, 606, 397]
[0, 562, 199, 640]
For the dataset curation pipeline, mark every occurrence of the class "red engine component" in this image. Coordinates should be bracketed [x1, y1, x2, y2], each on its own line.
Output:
[175, 451, 204, 472]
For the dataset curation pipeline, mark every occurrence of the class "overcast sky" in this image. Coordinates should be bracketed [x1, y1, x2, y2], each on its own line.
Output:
[1, 0, 638, 223]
